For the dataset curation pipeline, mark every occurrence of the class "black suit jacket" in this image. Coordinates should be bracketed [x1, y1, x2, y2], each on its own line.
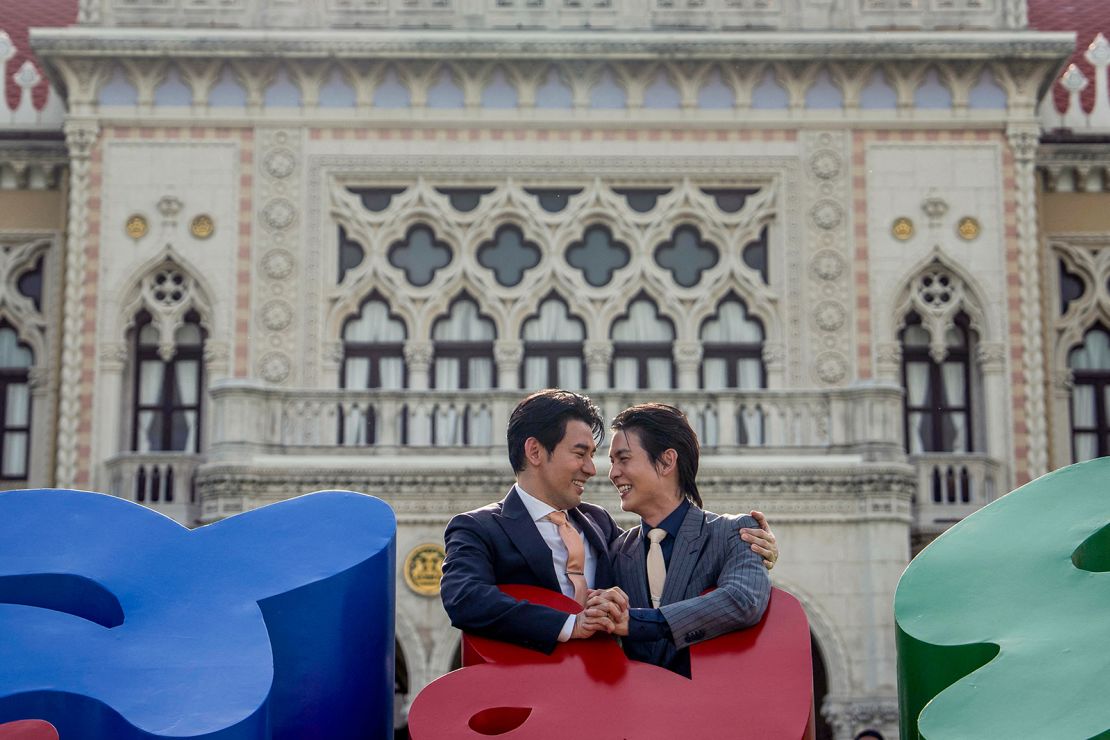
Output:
[440, 486, 622, 653]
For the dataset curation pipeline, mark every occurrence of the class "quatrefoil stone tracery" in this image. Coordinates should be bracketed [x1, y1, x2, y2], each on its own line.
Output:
[150, 270, 188, 307]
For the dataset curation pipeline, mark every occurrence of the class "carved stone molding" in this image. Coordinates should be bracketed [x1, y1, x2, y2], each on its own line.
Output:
[1008, 122, 1048, 479]
[256, 129, 303, 384]
[823, 697, 900, 740]
[802, 131, 852, 387]
[56, 120, 101, 487]
[403, 340, 434, 370]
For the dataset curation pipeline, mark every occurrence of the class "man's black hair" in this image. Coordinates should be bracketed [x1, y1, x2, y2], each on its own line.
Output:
[610, 403, 703, 508]
[507, 389, 604, 472]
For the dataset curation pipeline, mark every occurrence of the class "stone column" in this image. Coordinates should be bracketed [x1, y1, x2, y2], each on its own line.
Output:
[583, 339, 612, 390]
[55, 119, 99, 488]
[976, 341, 1009, 490]
[404, 340, 434, 391]
[92, 342, 129, 492]
[673, 340, 703, 390]
[494, 339, 523, 390]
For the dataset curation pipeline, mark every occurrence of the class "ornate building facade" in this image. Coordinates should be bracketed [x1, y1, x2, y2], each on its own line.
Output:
[1, 0, 1107, 736]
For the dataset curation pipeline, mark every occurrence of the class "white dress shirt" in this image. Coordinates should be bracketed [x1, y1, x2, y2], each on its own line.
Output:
[515, 484, 597, 641]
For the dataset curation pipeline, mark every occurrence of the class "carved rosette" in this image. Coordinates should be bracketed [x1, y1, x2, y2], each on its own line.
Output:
[255, 129, 303, 385]
[803, 132, 852, 387]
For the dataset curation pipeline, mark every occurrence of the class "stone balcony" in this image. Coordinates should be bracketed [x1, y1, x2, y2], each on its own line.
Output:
[103, 383, 1004, 536]
[909, 451, 1001, 538]
[205, 380, 907, 458]
[84, 0, 1023, 31]
[105, 451, 203, 526]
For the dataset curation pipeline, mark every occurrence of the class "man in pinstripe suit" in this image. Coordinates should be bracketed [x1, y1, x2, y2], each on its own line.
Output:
[585, 403, 771, 676]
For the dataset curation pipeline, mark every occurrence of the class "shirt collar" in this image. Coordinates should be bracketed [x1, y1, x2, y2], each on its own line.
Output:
[642, 497, 689, 539]
[515, 484, 559, 524]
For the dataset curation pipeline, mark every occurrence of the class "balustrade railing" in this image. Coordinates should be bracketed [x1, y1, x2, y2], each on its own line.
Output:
[105, 452, 202, 525]
[207, 380, 905, 458]
[910, 452, 999, 534]
[88, 0, 1018, 30]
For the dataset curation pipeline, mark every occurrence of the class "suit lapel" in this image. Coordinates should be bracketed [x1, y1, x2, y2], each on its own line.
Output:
[494, 487, 560, 592]
[660, 505, 707, 606]
[618, 528, 651, 609]
[570, 507, 614, 588]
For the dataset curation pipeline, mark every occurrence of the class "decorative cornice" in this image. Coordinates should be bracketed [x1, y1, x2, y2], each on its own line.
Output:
[32, 29, 1077, 62]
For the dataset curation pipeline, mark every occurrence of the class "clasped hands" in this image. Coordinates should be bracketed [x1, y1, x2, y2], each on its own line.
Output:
[572, 587, 630, 639]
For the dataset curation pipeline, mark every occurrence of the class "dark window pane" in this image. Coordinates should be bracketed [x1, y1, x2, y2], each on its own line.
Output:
[566, 226, 631, 287]
[347, 187, 405, 212]
[1059, 260, 1084, 315]
[742, 226, 769, 284]
[477, 226, 541, 286]
[524, 188, 582, 213]
[388, 225, 453, 286]
[17, 257, 43, 311]
[436, 188, 494, 212]
[701, 188, 759, 213]
[338, 226, 365, 282]
[654, 225, 719, 288]
[612, 188, 671, 213]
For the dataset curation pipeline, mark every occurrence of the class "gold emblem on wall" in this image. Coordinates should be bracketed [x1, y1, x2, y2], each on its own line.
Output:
[404, 544, 446, 596]
[190, 214, 215, 239]
[125, 214, 148, 241]
[957, 216, 981, 241]
[891, 217, 914, 242]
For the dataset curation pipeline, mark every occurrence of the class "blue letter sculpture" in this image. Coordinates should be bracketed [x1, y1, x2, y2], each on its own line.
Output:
[0, 489, 396, 739]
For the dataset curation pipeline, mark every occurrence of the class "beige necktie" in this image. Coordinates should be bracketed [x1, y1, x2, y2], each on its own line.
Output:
[546, 510, 588, 605]
[647, 528, 667, 608]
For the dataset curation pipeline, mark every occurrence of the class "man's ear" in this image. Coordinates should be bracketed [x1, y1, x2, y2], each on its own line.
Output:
[657, 448, 678, 477]
[523, 437, 544, 467]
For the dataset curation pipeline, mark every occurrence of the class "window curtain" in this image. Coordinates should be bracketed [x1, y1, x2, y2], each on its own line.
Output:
[703, 358, 727, 390]
[524, 357, 548, 389]
[345, 300, 406, 342]
[1073, 384, 1098, 461]
[612, 301, 673, 342]
[2, 432, 26, 476]
[905, 361, 930, 454]
[613, 358, 639, 390]
[557, 357, 582, 388]
[941, 361, 967, 452]
[524, 300, 583, 341]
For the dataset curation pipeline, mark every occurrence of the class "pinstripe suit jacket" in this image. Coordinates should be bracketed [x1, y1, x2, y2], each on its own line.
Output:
[611, 504, 771, 672]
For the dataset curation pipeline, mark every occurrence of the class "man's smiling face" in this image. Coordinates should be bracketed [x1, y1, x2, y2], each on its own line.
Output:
[530, 419, 598, 511]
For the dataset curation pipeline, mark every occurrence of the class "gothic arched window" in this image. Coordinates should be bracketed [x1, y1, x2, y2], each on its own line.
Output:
[521, 295, 585, 390]
[611, 297, 675, 390]
[901, 311, 972, 454]
[1069, 325, 1110, 462]
[0, 325, 32, 479]
[341, 296, 407, 445]
[700, 296, 765, 390]
[432, 296, 496, 446]
[132, 310, 205, 453]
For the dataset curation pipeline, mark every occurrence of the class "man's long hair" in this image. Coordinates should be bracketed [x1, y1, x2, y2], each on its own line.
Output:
[610, 403, 702, 508]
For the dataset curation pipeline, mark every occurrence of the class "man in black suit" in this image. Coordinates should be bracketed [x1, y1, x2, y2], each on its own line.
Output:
[439, 389, 777, 654]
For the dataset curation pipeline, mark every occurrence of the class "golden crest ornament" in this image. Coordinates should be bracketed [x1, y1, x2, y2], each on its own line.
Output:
[403, 544, 446, 596]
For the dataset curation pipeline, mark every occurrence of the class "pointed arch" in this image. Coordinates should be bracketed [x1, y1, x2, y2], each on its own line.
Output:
[419, 278, 506, 340]
[116, 250, 219, 349]
[769, 577, 853, 699]
[882, 249, 994, 352]
[326, 279, 419, 349]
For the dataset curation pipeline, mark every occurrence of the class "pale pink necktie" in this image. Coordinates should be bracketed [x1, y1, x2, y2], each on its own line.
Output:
[546, 510, 588, 605]
[647, 528, 667, 608]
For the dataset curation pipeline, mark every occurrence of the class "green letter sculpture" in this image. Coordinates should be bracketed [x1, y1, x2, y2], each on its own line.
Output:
[895, 458, 1110, 739]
